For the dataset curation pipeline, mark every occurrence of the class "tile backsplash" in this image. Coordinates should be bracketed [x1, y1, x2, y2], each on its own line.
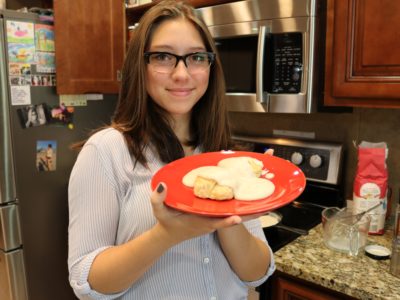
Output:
[229, 107, 400, 219]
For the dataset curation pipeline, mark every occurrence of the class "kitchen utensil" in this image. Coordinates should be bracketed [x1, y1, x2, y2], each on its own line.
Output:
[390, 238, 400, 277]
[322, 207, 371, 256]
[292, 201, 328, 210]
[275, 223, 309, 235]
[392, 198, 400, 239]
[390, 201, 400, 277]
[353, 201, 382, 223]
[259, 212, 308, 235]
[335, 201, 383, 225]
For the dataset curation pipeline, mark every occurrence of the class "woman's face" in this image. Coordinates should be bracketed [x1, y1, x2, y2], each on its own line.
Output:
[145, 18, 210, 120]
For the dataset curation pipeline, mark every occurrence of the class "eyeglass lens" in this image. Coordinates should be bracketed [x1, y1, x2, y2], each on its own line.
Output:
[145, 52, 214, 74]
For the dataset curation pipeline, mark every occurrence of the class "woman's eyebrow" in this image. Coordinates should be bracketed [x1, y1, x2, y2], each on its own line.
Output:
[149, 45, 206, 52]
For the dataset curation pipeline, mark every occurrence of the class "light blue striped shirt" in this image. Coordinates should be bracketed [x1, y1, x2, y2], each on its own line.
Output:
[68, 128, 275, 300]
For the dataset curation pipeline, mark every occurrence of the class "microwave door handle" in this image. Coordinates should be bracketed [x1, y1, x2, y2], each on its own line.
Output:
[256, 25, 269, 105]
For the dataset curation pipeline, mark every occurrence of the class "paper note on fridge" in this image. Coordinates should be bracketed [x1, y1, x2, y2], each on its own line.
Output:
[11, 85, 31, 105]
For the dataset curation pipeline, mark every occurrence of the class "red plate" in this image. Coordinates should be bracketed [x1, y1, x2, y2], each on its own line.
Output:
[151, 151, 306, 217]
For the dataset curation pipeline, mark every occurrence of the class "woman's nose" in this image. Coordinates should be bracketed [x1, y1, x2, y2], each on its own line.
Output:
[171, 60, 190, 78]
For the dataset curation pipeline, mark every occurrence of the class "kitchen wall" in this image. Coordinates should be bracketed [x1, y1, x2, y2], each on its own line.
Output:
[229, 107, 400, 219]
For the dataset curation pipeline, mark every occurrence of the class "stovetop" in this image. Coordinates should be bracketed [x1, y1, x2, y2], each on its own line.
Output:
[233, 135, 345, 252]
[263, 201, 325, 252]
[262, 181, 342, 252]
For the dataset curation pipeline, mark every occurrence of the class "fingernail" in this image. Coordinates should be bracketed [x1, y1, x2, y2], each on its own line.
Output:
[157, 183, 164, 193]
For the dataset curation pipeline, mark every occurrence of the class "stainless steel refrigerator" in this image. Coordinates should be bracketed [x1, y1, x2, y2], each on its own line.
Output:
[0, 9, 117, 300]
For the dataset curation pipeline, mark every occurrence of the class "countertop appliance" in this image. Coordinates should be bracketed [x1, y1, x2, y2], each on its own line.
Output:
[0, 10, 117, 300]
[233, 135, 344, 298]
[197, 0, 326, 113]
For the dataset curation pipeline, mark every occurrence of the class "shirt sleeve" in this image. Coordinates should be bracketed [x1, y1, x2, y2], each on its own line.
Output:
[242, 218, 276, 287]
[68, 142, 127, 300]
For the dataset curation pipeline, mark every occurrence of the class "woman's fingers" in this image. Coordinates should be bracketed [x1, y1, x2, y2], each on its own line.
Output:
[264, 148, 274, 155]
[212, 215, 242, 228]
[150, 183, 247, 242]
[239, 212, 264, 223]
[151, 182, 167, 211]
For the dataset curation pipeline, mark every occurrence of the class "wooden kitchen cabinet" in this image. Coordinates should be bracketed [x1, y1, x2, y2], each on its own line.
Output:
[53, 0, 235, 94]
[324, 0, 400, 108]
[263, 271, 357, 300]
[126, 0, 238, 24]
[53, 0, 125, 94]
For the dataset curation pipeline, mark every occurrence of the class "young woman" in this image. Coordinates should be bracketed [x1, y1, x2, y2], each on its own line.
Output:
[68, 1, 275, 299]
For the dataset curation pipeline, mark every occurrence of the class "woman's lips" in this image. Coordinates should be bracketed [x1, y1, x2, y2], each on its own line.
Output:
[167, 88, 193, 96]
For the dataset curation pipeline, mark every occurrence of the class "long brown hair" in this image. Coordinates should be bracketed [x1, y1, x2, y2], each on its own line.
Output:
[86, 1, 232, 165]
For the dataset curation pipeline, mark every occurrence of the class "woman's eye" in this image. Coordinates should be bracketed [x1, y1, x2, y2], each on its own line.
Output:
[154, 53, 172, 62]
[191, 54, 207, 63]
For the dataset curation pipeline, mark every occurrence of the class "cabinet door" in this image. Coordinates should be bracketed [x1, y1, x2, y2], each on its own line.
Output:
[126, 0, 238, 24]
[272, 276, 343, 300]
[54, 0, 125, 94]
[324, 0, 400, 107]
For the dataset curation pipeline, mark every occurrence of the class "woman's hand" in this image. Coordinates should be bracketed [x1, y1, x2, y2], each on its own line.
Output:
[264, 148, 274, 155]
[150, 183, 242, 245]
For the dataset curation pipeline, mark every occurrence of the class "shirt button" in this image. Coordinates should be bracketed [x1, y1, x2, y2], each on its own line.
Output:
[203, 257, 210, 264]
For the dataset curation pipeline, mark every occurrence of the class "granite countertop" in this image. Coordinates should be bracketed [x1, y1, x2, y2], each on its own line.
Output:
[274, 224, 400, 300]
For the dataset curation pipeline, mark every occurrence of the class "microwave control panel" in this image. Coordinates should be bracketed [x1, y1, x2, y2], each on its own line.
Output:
[266, 32, 303, 94]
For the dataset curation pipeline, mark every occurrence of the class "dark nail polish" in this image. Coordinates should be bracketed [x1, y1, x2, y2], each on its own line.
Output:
[157, 183, 164, 193]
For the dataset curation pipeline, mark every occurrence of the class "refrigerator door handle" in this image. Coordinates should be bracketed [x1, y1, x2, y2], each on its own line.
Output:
[0, 17, 17, 206]
[0, 204, 22, 251]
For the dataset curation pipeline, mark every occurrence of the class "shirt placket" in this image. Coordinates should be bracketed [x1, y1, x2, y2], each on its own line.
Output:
[200, 234, 218, 300]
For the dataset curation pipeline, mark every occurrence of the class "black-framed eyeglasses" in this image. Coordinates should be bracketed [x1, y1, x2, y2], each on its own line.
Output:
[144, 51, 215, 74]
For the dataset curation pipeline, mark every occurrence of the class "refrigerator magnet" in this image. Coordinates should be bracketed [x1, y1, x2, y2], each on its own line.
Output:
[36, 140, 57, 172]
[17, 104, 48, 128]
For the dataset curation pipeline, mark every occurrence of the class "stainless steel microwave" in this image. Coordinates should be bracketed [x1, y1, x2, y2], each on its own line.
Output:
[197, 0, 326, 113]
